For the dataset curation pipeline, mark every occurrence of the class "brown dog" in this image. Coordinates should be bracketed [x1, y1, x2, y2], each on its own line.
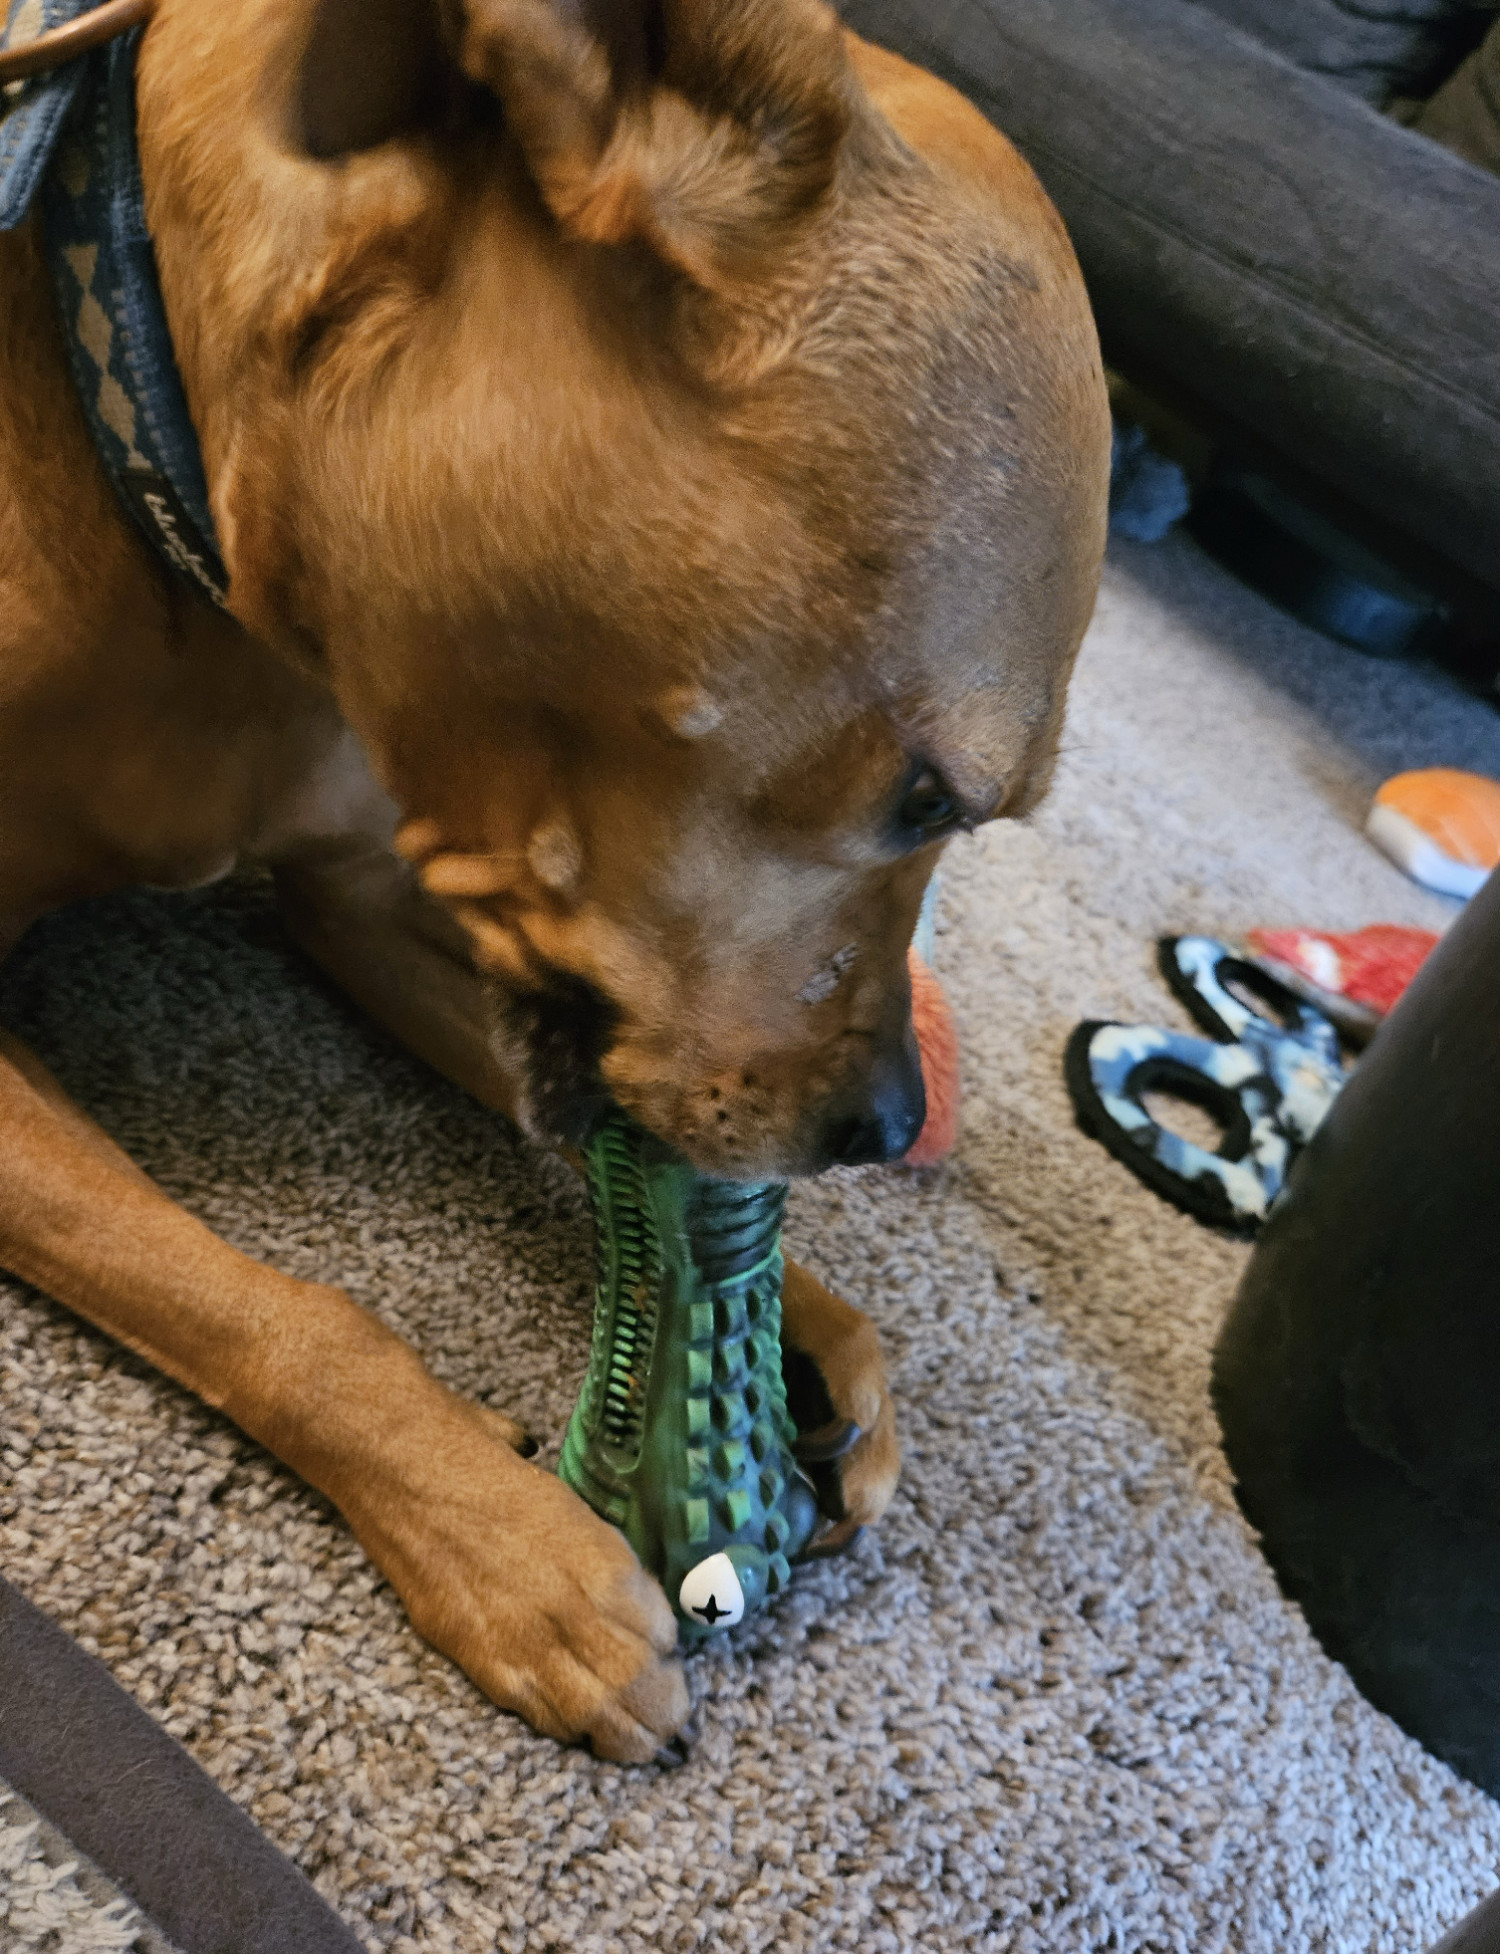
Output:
[0, 0, 1107, 1759]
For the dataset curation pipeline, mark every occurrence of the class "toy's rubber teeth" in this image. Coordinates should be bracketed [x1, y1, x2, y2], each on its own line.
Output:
[591, 1131, 663, 1455]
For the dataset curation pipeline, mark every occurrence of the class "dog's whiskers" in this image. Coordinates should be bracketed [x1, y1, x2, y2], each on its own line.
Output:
[391, 816, 445, 862]
[419, 851, 522, 898]
[452, 901, 537, 985]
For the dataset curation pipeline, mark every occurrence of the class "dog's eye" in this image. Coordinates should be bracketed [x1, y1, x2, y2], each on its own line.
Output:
[896, 768, 962, 841]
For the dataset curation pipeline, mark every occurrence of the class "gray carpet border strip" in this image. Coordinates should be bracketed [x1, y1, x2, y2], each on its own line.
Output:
[1, 1782, 184, 1952]
[1435, 1890, 1500, 1954]
[0, 1575, 363, 1954]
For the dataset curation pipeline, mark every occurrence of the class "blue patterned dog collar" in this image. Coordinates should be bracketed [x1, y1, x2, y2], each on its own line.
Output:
[1, 0, 228, 605]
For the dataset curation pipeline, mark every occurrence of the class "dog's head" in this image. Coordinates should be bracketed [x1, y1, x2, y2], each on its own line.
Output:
[146, 0, 1108, 1174]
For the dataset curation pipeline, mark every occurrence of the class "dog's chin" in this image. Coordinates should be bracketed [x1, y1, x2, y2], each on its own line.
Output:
[601, 1091, 819, 1182]
[649, 1125, 814, 1183]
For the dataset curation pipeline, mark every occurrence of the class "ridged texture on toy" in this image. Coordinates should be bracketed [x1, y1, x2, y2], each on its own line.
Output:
[558, 1113, 819, 1643]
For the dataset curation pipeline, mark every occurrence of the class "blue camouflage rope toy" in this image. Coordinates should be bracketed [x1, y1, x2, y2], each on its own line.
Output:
[1064, 936, 1347, 1235]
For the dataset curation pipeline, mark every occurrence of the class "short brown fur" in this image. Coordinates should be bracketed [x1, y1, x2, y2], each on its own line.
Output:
[0, 0, 1108, 1758]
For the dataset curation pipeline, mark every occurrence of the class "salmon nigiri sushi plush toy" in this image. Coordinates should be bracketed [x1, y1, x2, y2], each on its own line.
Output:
[1367, 769, 1500, 900]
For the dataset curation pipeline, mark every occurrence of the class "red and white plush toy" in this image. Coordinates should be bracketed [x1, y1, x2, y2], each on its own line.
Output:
[1245, 924, 1439, 1043]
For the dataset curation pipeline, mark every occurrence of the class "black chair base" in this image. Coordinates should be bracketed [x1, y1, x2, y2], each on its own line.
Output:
[1215, 871, 1500, 1800]
[1187, 471, 1450, 661]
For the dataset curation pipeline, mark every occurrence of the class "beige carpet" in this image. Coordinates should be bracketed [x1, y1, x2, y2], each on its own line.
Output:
[4, 531, 1500, 1954]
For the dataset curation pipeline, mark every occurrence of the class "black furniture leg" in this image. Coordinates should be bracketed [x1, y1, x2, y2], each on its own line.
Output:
[1214, 869, 1500, 1795]
[1432, 1886, 1500, 1954]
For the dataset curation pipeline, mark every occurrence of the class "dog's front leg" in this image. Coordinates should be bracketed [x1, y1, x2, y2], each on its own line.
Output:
[0, 1026, 686, 1760]
[781, 1258, 901, 1551]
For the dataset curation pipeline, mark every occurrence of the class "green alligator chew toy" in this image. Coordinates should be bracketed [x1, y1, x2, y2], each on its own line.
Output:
[559, 1111, 822, 1641]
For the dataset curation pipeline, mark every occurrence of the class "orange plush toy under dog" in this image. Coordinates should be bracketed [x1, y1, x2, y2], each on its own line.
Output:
[905, 948, 961, 1166]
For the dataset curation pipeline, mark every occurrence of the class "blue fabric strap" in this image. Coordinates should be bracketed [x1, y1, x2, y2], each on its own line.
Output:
[0, 0, 87, 228]
[1, 0, 229, 605]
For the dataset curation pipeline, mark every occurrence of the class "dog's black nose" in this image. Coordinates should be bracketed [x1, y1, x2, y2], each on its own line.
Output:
[820, 1031, 926, 1167]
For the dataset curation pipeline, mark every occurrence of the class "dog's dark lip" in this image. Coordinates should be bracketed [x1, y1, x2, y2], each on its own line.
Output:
[491, 964, 618, 1149]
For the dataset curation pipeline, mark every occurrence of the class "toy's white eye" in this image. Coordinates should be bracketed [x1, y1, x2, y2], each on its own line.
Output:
[679, 1553, 745, 1630]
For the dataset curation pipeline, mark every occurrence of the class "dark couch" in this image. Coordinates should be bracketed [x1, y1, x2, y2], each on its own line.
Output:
[838, 0, 1500, 621]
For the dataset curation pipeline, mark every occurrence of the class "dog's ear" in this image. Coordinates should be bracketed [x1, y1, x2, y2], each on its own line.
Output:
[297, 0, 657, 156]
[457, 0, 853, 286]
[297, 0, 854, 288]
[297, 0, 451, 157]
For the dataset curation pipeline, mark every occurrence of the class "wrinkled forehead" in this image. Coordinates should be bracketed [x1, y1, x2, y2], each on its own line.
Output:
[747, 476, 1088, 806]
[734, 365, 1098, 807]
[621, 199, 1104, 828]
[725, 626, 1069, 855]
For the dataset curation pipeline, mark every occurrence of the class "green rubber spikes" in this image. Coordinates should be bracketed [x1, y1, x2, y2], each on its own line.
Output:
[559, 1110, 819, 1642]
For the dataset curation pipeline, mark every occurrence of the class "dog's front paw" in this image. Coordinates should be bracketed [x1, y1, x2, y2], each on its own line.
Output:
[780, 1258, 900, 1556]
[344, 1401, 687, 1762]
